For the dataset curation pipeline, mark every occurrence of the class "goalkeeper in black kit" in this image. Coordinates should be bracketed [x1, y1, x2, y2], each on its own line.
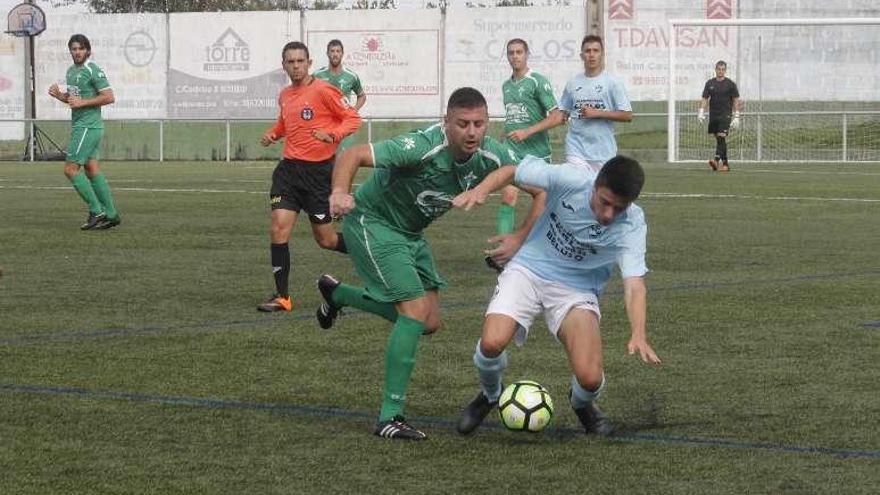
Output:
[698, 60, 742, 172]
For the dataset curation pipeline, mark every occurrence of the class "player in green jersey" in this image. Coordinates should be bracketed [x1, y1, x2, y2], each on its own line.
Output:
[313, 40, 366, 156]
[48, 34, 120, 230]
[314, 87, 545, 440]
[491, 38, 563, 270]
[313, 40, 366, 111]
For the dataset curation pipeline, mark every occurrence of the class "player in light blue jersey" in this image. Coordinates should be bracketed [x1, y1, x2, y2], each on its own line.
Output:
[558, 35, 633, 173]
[457, 155, 661, 437]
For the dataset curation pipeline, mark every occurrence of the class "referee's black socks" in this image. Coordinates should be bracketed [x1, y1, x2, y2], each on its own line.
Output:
[271, 242, 290, 297]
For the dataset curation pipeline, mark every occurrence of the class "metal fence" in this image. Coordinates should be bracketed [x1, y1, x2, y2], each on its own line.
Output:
[2, 110, 878, 163]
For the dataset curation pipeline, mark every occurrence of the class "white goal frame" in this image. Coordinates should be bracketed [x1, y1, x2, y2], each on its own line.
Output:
[667, 17, 880, 163]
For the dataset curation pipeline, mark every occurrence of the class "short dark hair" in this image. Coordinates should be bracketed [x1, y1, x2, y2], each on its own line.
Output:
[447, 87, 487, 112]
[506, 38, 529, 53]
[715, 60, 727, 68]
[327, 39, 343, 51]
[282, 41, 309, 59]
[68, 34, 91, 52]
[595, 155, 645, 203]
[581, 34, 604, 51]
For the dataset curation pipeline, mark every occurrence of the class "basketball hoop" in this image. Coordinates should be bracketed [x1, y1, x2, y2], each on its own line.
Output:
[6, 2, 47, 37]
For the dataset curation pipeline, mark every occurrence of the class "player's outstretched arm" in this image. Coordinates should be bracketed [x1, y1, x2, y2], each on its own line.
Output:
[485, 185, 546, 266]
[623, 276, 661, 365]
[329, 144, 373, 217]
[452, 165, 516, 211]
[580, 106, 633, 122]
[507, 109, 566, 143]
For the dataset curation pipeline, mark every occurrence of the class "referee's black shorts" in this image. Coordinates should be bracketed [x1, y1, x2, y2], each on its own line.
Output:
[708, 116, 731, 135]
[269, 158, 334, 224]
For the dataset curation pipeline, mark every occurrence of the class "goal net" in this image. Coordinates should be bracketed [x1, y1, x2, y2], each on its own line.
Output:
[667, 18, 880, 163]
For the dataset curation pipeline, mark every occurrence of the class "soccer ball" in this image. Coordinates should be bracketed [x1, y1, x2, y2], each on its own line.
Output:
[498, 380, 554, 432]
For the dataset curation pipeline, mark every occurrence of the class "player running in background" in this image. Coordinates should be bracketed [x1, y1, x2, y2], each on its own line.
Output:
[314, 88, 545, 440]
[559, 35, 633, 174]
[457, 155, 661, 438]
[257, 41, 361, 313]
[313, 39, 366, 156]
[699, 60, 742, 172]
[492, 38, 563, 270]
[48, 34, 120, 230]
[313, 40, 366, 111]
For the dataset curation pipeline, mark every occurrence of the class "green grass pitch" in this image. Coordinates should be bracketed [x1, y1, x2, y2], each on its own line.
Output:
[1, 160, 878, 494]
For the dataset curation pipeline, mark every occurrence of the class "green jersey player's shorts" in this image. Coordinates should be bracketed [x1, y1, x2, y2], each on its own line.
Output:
[66, 127, 104, 165]
[342, 210, 447, 303]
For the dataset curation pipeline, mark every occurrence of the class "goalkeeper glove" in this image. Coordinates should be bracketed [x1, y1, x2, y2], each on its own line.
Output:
[730, 112, 741, 129]
[697, 108, 706, 123]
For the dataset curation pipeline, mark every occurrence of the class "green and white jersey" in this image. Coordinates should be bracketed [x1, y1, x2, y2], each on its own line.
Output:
[503, 70, 557, 160]
[313, 66, 364, 103]
[358, 123, 520, 233]
[66, 61, 111, 129]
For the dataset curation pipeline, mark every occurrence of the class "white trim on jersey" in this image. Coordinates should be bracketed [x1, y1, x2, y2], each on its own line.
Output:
[477, 149, 501, 166]
[74, 128, 89, 155]
[419, 122, 448, 162]
[359, 214, 390, 289]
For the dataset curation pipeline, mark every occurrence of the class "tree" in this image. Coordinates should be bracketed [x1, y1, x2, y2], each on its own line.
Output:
[52, 0, 343, 13]
[350, 0, 396, 8]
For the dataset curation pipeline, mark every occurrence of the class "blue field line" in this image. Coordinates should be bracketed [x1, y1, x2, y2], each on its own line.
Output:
[2, 267, 878, 346]
[861, 321, 880, 328]
[2, 382, 878, 460]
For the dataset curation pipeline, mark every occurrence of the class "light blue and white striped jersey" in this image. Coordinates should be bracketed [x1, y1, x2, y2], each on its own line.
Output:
[510, 156, 647, 295]
[558, 71, 632, 164]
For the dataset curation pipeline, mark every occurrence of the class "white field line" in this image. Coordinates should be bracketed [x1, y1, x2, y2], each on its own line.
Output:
[1, 184, 878, 203]
[642, 192, 880, 203]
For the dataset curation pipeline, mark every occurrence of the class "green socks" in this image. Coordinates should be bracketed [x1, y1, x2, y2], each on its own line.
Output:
[496, 204, 516, 235]
[70, 173, 103, 214]
[89, 173, 118, 219]
[379, 315, 425, 421]
[332, 282, 398, 323]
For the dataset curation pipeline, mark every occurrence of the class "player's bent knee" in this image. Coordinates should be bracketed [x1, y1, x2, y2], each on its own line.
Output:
[315, 236, 337, 250]
[501, 187, 518, 205]
[574, 369, 604, 391]
[423, 319, 441, 335]
[63, 164, 79, 178]
[479, 333, 510, 356]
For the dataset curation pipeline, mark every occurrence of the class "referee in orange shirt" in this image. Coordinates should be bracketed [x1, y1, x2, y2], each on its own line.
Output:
[258, 41, 362, 312]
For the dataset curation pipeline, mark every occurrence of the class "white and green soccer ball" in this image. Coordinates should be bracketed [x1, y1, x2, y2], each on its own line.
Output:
[498, 380, 554, 432]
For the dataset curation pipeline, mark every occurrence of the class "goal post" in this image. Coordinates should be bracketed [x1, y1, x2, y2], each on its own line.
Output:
[667, 17, 880, 163]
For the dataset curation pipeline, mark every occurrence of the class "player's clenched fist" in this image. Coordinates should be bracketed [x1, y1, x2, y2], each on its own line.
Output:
[260, 132, 277, 147]
[329, 191, 355, 218]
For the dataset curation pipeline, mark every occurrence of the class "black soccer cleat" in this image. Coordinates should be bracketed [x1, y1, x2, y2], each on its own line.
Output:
[374, 416, 427, 441]
[316, 273, 342, 329]
[96, 215, 121, 230]
[456, 391, 498, 435]
[572, 399, 615, 437]
[80, 211, 107, 230]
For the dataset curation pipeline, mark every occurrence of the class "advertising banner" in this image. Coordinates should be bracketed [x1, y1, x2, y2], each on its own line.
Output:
[168, 11, 293, 118]
[34, 13, 168, 119]
[306, 9, 442, 118]
[444, 7, 586, 118]
[0, 34, 24, 139]
[606, 0, 739, 101]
